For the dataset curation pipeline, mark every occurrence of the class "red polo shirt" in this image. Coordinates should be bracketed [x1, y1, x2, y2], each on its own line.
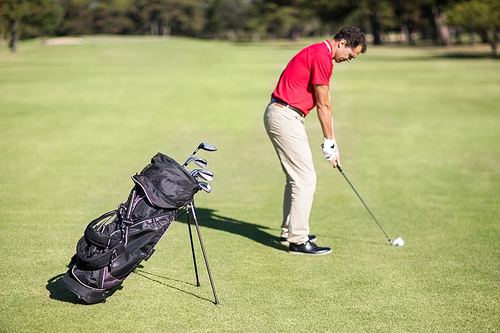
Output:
[272, 41, 333, 115]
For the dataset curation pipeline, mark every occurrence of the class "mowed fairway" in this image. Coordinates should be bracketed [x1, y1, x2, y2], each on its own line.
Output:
[0, 36, 499, 332]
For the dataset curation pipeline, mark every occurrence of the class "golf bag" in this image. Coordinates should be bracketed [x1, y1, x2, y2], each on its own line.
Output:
[61, 153, 200, 304]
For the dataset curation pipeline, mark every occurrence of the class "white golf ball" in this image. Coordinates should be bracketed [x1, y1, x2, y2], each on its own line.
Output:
[393, 237, 404, 246]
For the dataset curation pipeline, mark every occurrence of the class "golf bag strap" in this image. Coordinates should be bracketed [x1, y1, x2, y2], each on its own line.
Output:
[122, 190, 136, 248]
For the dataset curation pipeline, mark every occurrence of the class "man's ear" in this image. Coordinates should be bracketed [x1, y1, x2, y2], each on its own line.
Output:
[339, 39, 347, 48]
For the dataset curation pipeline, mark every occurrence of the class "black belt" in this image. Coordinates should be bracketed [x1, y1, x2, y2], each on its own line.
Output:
[271, 98, 305, 117]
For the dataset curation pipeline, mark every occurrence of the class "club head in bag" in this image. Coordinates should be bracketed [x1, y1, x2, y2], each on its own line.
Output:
[185, 157, 208, 169]
[198, 170, 214, 182]
[183, 143, 217, 167]
[198, 182, 212, 193]
[191, 169, 214, 182]
[198, 142, 217, 152]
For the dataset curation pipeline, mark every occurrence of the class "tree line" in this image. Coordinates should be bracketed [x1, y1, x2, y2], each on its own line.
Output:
[1, 0, 499, 54]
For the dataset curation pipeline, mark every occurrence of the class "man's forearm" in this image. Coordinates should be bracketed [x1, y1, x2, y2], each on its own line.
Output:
[317, 103, 335, 140]
[314, 84, 335, 140]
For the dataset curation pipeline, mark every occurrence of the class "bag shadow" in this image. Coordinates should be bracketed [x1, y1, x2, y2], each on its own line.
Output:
[176, 207, 287, 251]
[46, 273, 122, 304]
[47, 207, 283, 304]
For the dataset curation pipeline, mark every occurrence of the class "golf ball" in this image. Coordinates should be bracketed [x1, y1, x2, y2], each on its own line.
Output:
[393, 237, 404, 246]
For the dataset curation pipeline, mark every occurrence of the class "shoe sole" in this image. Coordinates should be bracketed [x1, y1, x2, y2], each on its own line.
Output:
[280, 237, 317, 246]
[288, 249, 332, 255]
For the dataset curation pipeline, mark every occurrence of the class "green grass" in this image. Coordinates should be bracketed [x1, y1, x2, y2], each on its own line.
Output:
[1, 36, 499, 332]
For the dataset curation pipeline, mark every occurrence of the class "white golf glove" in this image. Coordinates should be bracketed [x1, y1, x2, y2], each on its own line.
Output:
[321, 138, 337, 161]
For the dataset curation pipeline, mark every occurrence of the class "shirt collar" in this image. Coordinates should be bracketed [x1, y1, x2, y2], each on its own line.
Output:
[324, 40, 332, 54]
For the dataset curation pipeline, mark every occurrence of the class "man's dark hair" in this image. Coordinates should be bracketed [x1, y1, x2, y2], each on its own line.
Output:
[334, 26, 367, 53]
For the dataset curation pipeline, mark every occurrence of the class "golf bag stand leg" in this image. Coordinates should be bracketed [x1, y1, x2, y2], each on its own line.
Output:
[188, 201, 220, 305]
[186, 206, 201, 287]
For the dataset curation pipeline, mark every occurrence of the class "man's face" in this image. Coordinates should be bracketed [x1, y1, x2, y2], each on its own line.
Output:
[334, 41, 363, 64]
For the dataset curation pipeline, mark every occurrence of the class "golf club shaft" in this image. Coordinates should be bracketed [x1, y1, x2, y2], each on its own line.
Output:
[337, 166, 392, 244]
[182, 143, 217, 167]
[182, 149, 199, 167]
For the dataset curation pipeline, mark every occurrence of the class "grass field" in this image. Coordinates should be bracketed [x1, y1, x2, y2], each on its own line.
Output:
[0, 36, 499, 332]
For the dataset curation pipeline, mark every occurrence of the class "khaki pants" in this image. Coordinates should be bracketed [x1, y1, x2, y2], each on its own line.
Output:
[264, 102, 316, 245]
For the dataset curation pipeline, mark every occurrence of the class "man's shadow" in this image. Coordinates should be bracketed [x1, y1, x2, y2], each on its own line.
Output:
[176, 207, 287, 251]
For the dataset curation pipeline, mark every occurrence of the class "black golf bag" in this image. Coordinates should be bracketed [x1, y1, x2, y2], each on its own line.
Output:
[61, 153, 202, 304]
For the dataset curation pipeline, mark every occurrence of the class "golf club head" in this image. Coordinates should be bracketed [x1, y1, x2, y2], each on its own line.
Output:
[183, 143, 216, 167]
[199, 142, 217, 152]
[184, 157, 207, 169]
[191, 169, 214, 182]
[391, 237, 404, 247]
[199, 170, 213, 181]
[190, 169, 202, 178]
[198, 181, 212, 193]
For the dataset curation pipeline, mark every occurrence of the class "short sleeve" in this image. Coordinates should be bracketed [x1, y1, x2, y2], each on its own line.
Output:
[311, 53, 332, 86]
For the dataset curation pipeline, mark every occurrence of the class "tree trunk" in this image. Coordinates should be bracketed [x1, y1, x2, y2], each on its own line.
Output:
[490, 31, 498, 56]
[163, 26, 171, 38]
[401, 24, 409, 42]
[9, 19, 20, 53]
[432, 6, 451, 46]
[227, 30, 236, 42]
[490, 42, 498, 56]
[477, 30, 490, 46]
[290, 28, 300, 41]
[370, 13, 382, 45]
[470, 33, 476, 46]
[401, 21, 415, 46]
[150, 23, 159, 36]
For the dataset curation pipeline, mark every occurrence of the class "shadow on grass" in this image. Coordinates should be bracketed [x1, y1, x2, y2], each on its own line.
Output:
[132, 265, 215, 304]
[46, 208, 284, 305]
[176, 207, 287, 252]
[330, 235, 391, 246]
[366, 54, 499, 62]
[46, 269, 213, 305]
[436, 52, 499, 59]
[46, 273, 122, 304]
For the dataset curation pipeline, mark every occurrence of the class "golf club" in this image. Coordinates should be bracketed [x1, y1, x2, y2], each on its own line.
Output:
[182, 142, 217, 167]
[184, 157, 208, 170]
[198, 182, 212, 193]
[337, 166, 404, 247]
[190, 169, 214, 182]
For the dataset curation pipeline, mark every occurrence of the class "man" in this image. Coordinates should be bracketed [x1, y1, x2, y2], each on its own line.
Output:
[264, 26, 367, 255]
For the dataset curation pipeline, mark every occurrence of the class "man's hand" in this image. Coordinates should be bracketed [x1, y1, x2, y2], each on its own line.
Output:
[314, 84, 341, 168]
[329, 149, 341, 168]
[322, 138, 336, 160]
[321, 138, 341, 168]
